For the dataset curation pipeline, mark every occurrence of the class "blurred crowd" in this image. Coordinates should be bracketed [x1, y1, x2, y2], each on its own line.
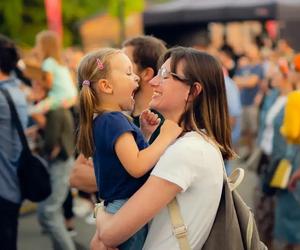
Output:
[1, 30, 300, 250]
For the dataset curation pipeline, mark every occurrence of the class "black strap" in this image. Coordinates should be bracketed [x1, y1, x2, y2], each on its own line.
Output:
[0, 88, 30, 153]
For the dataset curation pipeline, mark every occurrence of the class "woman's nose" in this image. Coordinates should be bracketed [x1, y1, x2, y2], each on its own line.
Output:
[149, 75, 160, 86]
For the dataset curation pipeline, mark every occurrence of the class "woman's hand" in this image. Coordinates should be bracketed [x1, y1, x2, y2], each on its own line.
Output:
[140, 109, 161, 140]
[90, 231, 118, 250]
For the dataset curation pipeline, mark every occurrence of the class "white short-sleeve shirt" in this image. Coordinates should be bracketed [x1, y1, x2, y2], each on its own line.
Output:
[143, 131, 223, 250]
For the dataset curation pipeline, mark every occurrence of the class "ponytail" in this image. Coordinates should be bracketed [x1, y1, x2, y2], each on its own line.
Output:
[77, 85, 97, 158]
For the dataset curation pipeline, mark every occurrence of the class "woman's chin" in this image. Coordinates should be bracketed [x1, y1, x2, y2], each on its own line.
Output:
[149, 101, 159, 112]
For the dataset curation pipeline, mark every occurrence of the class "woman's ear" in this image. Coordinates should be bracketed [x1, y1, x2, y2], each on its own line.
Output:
[97, 79, 113, 94]
[188, 82, 202, 101]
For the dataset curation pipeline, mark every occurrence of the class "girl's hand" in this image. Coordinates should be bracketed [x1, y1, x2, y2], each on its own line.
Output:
[140, 110, 161, 140]
[159, 119, 183, 142]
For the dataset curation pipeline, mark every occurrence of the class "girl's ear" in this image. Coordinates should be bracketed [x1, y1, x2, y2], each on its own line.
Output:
[97, 79, 113, 94]
[188, 82, 202, 101]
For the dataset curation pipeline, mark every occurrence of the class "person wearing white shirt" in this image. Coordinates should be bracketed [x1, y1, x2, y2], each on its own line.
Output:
[90, 47, 235, 250]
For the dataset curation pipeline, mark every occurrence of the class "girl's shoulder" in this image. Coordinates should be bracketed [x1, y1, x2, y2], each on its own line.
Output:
[93, 111, 133, 129]
[94, 111, 128, 121]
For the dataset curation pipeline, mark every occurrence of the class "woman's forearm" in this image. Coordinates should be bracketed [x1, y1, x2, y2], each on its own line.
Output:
[96, 176, 181, 246]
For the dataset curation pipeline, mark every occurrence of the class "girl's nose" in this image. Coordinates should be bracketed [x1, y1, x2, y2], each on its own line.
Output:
[134, 74, 140, 83]
[149, 75, 160, 86]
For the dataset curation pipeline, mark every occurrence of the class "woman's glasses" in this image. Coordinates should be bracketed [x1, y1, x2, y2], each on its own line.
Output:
[157, 67, 190, 84]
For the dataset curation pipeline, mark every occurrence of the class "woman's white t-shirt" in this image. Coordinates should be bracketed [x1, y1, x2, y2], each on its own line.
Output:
[143, 131, 223, 250]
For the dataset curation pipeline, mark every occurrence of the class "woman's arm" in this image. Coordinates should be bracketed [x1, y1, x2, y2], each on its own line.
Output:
[115, 120, 182, 178]
[69, 154, 97, 193]
[96, 175, 182, 247]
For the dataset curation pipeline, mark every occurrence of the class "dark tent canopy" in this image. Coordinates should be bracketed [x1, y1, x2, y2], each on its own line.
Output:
[144, 0, 300, 48]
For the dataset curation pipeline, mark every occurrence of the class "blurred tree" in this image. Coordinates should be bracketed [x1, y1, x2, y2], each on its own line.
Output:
[0, 0, 169, 47]
[106, 0, 144, 46]
[62, 0, 106, 46]
[0, 0, 105, 47]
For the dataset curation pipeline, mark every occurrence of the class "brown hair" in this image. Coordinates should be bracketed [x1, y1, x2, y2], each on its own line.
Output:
[122, 35, 166, 75]
[76, 48, 121, 158]
[36, 30, 63, 64]
[161, 47, 235, 160]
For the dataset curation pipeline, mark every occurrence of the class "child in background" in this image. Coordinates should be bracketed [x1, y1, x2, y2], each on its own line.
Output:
[29, 30, 77, 115]
[76, 48, 182, 250]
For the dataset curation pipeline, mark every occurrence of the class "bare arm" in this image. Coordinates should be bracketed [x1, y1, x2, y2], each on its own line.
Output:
[69, 154, 97, 193]
[40, 71, 53, 91]
[115, 120, 182, 178]
[96, 176, 182, 247]
[234, 75, 259, 88]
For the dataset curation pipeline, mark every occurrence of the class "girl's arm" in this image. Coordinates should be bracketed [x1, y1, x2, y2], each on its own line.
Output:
[139, 109, 161, 141]
[115, 120, 182, 178]
[96, 175, 182, 247]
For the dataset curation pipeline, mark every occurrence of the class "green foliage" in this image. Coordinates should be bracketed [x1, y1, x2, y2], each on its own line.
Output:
[0, 0, 105, 47]
[0, 0, 166, 47]
[62, 0, 106, 46]
[0, 0, 23, 39]
[107, 0, 144, 17]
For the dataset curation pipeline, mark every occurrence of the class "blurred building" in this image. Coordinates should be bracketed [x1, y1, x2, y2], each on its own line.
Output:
[144, 0, 300, 50]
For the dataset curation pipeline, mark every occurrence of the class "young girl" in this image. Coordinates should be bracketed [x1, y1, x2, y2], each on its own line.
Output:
[91, 47, 235, 250]
[29, 30, 77, 115]
[76, 48, 182, 250]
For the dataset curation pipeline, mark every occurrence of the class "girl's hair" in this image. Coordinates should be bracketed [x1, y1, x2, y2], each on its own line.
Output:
[161, 47, 235, 160]
[0, 34, 19, 75]
[77, 48, 121, 158]
[36, 30, 63, 64]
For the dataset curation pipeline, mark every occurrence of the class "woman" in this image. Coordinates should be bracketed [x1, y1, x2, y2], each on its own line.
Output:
[91, 47, 235, 250]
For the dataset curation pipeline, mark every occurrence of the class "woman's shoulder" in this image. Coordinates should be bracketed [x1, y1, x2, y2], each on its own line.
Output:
[168, 131, 216, 152]
[161, 131, 222, 168]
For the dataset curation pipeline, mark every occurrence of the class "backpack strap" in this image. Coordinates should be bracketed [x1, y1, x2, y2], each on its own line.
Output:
[168, 167, 245, 250]
[167, 198, 191, 250]
[0, 88, 30, 153]
[228, 168, 245, 191]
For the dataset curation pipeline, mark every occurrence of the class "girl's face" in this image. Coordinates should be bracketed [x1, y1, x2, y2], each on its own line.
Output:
[109, 52, 140, 111]
[149, 58, 191, 122]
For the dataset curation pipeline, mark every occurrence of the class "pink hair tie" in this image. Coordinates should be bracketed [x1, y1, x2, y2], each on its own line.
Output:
[82, 80, 90, 86]
[96, 58, 104, 70]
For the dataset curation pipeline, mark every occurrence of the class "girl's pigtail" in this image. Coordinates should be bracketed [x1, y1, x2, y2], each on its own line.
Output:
[77, 83, 97, 158]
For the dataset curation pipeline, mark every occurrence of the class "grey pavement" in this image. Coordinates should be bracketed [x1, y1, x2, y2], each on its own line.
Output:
[18, 211, 95, 250]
